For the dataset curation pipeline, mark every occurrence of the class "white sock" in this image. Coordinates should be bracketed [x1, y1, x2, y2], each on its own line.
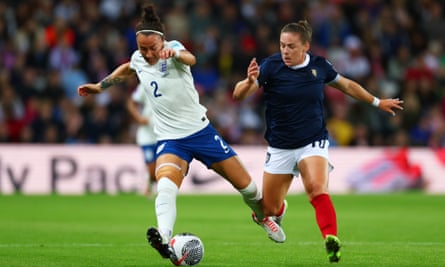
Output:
[239, 180, 264, 220]
[155, 177, 178, 240]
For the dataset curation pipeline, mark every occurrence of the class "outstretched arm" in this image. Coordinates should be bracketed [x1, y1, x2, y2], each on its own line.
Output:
[233, 58, 260, 101]
[330, 75, 404, 116]
[78, 62, 135, 96]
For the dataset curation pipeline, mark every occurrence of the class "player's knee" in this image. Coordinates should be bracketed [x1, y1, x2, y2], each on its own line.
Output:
[155, 163, 184, 185]
[305, 181, 328, 201]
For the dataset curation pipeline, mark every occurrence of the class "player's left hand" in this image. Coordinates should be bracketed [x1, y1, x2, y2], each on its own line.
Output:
[379, 98, 404, 116]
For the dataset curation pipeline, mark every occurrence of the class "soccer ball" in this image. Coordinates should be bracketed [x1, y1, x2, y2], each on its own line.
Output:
[169, 233, 204, 266]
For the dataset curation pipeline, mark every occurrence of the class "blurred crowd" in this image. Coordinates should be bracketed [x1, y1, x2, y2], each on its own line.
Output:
[0, 0, 444, 147]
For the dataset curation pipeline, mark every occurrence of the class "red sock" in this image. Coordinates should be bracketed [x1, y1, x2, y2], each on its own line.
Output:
[310, 193, 337, 239]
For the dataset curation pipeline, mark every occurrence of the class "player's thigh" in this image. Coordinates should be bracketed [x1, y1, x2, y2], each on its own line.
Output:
[298, 156, 329, 199]
[156, 153, 189, 187]
[211, 155, 252, 190]
[262, 172, 293, 215]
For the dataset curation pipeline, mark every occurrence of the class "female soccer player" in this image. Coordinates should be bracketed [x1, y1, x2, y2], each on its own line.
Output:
[127, 84, 157, 197]
[233, 20, 404, 263]
[77, 2, 285, 261]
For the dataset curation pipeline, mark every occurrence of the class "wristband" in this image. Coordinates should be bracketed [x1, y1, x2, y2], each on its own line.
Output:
[174, 48, 181, 58]
[372, 97, 380, 107]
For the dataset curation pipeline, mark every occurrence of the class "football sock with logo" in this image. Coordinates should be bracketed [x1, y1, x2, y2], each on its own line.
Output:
[310, 193, 337, 238]
[155, 177, 178, 240]
[239, 180, 265, 220]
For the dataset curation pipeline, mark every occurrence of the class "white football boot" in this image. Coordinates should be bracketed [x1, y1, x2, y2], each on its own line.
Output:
[252, 214, 286, 243]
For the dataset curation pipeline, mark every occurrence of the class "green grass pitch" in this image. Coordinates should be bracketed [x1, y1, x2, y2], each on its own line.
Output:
[1, 193, 444, 266]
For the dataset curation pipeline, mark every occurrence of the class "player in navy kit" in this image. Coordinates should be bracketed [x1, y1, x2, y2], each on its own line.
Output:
[233, 20, 404, 262]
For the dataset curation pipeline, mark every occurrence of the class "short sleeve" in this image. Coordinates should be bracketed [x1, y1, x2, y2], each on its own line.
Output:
[258, 59, 270, 87]
[169, 40, 186, 51]
[323, 58, 339, 84]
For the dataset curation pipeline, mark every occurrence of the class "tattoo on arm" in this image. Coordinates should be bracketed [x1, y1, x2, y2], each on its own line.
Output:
[99, 76, 124, 90]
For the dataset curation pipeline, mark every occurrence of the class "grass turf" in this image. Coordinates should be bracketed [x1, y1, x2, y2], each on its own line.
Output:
[0, 193, 444, 266]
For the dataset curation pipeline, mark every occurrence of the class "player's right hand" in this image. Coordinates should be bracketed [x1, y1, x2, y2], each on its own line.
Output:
[77, 84, 101, 96]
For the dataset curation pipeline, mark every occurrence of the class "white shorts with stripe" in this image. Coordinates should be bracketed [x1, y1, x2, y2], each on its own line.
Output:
[264, 139, 333, 177]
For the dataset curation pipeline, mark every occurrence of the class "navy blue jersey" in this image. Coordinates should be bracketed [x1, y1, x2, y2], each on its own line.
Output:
[258, 53, 339, 149]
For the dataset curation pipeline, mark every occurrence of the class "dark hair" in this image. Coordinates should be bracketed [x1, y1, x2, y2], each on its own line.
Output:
[135, 2, 165, 34]
[281, 20, 312, 43]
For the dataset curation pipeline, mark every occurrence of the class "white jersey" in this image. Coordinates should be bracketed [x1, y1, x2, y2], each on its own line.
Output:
[129, 40, 208, 140]
[131, 84, 157, 145]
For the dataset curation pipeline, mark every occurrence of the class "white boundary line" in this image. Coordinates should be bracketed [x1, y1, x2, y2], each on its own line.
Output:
[0, 243, 144, 248]
[1, 241, 443, 248]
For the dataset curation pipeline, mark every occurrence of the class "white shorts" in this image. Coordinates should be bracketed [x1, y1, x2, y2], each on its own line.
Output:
[264, 139, 333, 177]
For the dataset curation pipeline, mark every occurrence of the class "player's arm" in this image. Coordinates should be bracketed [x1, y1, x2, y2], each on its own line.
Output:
[127, 98, 148, 125]
[233, 58, 260, 101]
[330, 75, 404, 116]
[78, 62, 135, 96]
[175, 50, 196, 66]
[159, 48, 196, 66]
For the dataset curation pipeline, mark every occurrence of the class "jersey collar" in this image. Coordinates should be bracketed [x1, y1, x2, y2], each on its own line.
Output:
[288, 53, 310, 70]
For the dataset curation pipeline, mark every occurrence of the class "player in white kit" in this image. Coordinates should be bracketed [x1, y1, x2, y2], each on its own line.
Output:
[77, 3, 285, 261]
[127, 84, 157, 197]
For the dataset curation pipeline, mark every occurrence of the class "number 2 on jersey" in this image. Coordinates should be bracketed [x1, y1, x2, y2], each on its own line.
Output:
[150, 81, 162, 97]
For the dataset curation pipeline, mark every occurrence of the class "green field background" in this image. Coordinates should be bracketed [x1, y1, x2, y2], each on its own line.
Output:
[1, 193, 444, 266]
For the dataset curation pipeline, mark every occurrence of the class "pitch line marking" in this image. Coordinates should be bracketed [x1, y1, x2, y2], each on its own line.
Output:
[0, 241, 444, 248]
[0, 243, 144, 248]
[219, 241, 445, 246]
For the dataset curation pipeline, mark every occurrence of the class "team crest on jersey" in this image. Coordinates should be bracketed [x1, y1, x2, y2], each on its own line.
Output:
[311, 69, 317, 77]
[159, 59, 169, 76]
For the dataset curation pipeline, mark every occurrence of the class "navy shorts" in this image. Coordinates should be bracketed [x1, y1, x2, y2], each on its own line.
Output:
[155, 123, 237, 168]
[140, 144, 157, 164]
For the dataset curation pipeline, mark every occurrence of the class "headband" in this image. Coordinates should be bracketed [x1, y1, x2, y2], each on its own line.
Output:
[136, 30, 164, 36]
